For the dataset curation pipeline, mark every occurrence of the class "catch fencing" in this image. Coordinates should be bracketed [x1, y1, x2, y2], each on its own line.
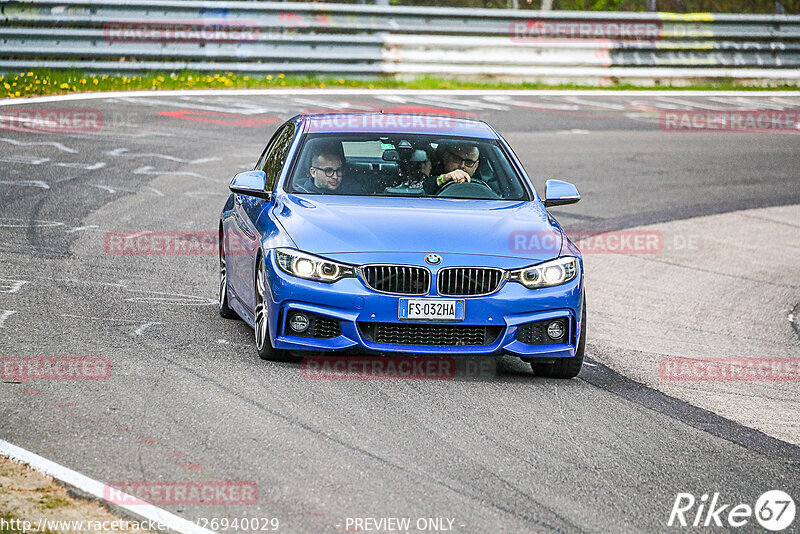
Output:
[1, 0, 799, 84]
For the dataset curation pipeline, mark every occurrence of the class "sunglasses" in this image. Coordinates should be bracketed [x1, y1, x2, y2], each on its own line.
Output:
[446, 149, 478, 168]
[312, 166, 343, 178]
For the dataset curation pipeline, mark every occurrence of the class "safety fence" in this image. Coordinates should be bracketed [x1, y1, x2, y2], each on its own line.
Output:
[1, 0, 799, 84]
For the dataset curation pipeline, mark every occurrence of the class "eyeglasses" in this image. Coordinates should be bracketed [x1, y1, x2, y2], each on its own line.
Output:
[445, 149, 478, 168]
[312, 166, 343, 178]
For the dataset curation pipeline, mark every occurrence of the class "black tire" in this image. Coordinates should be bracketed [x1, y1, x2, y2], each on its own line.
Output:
[254, 254, 292, 361]
[218, 228, 238, 319]
[531, 300, 586, 379]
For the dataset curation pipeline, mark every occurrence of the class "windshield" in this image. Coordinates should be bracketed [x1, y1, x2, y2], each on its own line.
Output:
[286, 133, 529, 201]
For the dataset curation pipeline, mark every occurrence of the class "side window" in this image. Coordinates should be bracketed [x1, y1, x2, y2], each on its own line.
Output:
[254, 130, 278, 171]
[261, 123, 296, 191]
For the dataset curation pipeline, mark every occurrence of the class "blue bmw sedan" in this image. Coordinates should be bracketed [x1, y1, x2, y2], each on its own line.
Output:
[219, 113, 585, 378]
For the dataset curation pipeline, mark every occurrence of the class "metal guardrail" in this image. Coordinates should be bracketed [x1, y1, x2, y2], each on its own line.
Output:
[1, 0, 799, 84]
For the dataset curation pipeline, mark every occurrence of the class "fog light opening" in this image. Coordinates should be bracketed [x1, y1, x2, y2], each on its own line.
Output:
[547, 320, 565, 340]
[289, 313, 310, 333]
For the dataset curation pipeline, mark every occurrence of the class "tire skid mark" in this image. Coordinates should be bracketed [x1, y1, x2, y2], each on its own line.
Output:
[581, 357, 800, 464]
[139, 354, 588, 534]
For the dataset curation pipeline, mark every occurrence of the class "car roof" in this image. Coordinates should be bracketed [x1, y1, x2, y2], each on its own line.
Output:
[297, 113, 499, 139]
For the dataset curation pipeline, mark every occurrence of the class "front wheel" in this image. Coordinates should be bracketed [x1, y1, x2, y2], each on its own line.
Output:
[254, 256, 291, 361]
[531, 301, 586, 379]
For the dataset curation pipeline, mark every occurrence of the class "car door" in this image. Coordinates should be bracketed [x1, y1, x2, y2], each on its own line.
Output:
[234, 122, 297, 312]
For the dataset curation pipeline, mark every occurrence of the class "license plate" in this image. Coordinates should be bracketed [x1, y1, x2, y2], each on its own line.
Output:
[399, 299, 465, 321]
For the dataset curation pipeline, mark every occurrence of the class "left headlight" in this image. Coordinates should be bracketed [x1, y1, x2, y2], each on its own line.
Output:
[507, 257, 578, 289]
[274, 248, 356, 283]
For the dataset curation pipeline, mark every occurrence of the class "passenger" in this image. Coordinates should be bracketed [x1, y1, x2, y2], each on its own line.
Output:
[401, 145, 434, 191]
[294, 147, 355, 194]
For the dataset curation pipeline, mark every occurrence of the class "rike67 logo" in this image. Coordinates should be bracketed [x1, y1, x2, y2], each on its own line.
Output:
[668, 491, 795, 531]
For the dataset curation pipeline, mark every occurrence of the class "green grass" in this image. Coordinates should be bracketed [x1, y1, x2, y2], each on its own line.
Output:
[32, 493, 69, 512]
[1, 69, 797, 99]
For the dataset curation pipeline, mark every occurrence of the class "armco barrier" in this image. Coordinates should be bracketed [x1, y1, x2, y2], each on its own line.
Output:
[0, 0, 798, 84]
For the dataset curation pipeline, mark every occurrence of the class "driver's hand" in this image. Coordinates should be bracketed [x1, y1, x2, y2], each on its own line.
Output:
[442, 170, 471, 184]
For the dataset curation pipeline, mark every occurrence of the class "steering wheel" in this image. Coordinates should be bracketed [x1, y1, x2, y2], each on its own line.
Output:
[435, 178, 500, 199]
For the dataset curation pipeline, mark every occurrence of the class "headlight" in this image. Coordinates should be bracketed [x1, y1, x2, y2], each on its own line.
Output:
[274, 248, 355, 283]
[508, 257, 578, 288]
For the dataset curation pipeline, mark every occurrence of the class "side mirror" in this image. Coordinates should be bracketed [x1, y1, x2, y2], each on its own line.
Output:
[230, 170, 270, 200]
[543, 179, 580, 208]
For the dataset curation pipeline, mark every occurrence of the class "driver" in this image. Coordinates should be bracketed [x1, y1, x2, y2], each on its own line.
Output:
[427, 141, 480, 192]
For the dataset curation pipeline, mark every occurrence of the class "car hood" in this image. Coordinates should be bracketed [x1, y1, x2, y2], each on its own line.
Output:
[273, 194, 563, 261]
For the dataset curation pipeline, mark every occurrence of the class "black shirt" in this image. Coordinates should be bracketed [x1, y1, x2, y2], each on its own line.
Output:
[293, 176, 362, 195]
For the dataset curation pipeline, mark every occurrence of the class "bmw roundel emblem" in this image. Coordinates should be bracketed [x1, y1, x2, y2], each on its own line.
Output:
[425, 254, 442, 265]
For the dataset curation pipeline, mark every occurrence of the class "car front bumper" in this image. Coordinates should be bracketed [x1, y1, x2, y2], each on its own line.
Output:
[264, 252, 584, 358]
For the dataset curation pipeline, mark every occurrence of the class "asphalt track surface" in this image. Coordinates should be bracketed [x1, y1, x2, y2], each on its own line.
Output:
[1, 91, 799, 533]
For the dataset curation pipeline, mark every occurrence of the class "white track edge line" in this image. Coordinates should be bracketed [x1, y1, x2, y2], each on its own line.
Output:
[0, 439, 216, 534]
[0, 88, 799, 106]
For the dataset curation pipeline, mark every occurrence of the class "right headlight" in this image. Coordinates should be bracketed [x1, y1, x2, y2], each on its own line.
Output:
[274, 248, 355, 283]
[507, 257, 578, 289]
